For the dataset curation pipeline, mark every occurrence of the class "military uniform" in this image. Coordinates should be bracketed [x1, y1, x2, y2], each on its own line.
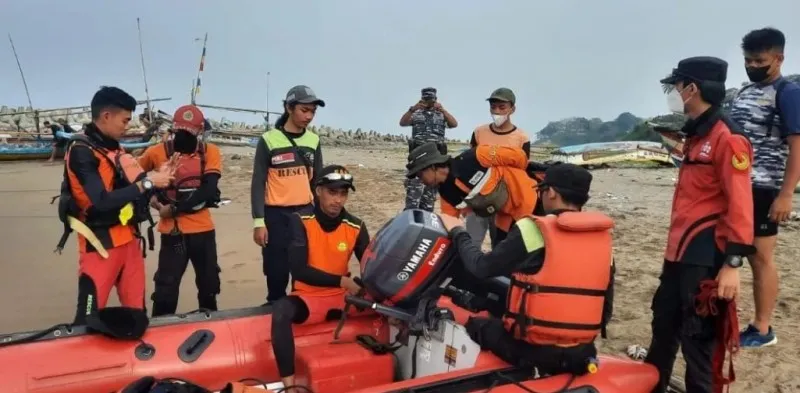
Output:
[729, 76, 800, 237]
[405, 87, 448, 212]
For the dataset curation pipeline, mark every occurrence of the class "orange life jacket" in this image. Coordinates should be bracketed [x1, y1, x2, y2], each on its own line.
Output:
[57, 134, 155, 254]
[160, 140, 206, 204]
[503, 211, 613, 347]
[293, 213, 362, 295]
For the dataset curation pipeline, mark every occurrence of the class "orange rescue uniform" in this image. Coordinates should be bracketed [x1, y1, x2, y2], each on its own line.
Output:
[666, 112, 756, 264]
[289, 210, 371, 324]
[441, 145, 538, 235]
[60, 127, 151, 323]
[138, 141, 223, 234]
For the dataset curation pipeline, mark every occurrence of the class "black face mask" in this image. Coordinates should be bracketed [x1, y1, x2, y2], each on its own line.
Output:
[173, 130, 198, 154]
[745, 65, 771, 83]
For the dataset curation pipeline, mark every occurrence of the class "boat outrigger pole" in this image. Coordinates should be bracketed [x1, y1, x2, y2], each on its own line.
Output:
[191, 33, 208, 105]
[0, 98, 172, 118]
[136, 17, 153, 124]
[8, 33, 39, 134]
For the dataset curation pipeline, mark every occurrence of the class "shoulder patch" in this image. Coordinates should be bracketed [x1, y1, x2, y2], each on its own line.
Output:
[726, 134, 752, 172]
[731, 151, 750, 171]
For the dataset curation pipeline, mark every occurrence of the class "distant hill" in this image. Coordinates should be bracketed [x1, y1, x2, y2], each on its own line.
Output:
[534, 112, 641, 146]
[535, 74, 800, 146]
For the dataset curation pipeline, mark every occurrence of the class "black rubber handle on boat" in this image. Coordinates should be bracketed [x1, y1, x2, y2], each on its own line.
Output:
[344, 295, 414, 321]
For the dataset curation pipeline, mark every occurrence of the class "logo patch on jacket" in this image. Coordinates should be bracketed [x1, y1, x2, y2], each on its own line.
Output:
[732, 152, 750, 171]
[272, 153, 295, 165]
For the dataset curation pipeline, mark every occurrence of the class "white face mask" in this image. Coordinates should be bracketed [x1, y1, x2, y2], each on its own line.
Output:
[666, 89, 686, 114]
[491, 114, 508, 127]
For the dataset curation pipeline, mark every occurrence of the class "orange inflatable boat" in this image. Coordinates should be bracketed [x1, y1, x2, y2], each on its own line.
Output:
[0, 296, 659, 393]
[0, 209, 665, 393]
[0, 306, 387, 393]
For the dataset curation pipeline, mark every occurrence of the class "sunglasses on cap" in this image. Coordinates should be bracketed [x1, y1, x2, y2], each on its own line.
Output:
[322, 172, 353, 182]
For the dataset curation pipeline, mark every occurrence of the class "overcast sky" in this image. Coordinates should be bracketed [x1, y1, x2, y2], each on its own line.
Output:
[2, 0, 799, 140]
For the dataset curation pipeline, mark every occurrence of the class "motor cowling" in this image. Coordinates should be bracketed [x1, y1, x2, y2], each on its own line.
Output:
[359, 209, 455, 309]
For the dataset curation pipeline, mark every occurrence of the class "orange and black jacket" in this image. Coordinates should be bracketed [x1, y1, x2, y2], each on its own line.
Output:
[666, 108, 757, 265]
[287, 206, 370, 288]
[65, 124, 148, 252]
[439, 145, 540, 233]
[449, 209, 615, 338]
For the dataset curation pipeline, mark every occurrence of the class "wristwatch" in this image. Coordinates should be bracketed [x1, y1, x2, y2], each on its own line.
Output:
[724, 255, 744, 268]
[141, 178, 154, 191]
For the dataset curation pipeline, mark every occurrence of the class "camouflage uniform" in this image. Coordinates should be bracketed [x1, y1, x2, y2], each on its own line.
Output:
[729, 77, 800, 236]
[404, 88, 448, 212]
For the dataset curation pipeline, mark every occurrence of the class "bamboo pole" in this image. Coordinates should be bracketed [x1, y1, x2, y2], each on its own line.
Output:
[136, 18, 153, 124]
[7, 34, 40, 135]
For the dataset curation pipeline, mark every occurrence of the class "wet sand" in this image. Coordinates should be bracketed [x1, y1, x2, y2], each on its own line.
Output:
[1, 145, 798, 392]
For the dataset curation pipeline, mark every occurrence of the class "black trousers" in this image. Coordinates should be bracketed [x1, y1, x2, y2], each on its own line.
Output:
[262, 204, 312, 303]
[645, 262, 719, 393]
[151, 230, 220, 316]
[271, 296, 311, 378]
[465, 317, 597, 376]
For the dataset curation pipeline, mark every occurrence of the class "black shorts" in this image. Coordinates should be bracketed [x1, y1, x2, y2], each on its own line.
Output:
[753, 187, 779, 237]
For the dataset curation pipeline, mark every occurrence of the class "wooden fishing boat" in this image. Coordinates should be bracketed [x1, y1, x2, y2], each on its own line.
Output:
[549, 141, 674, 167]
[0, 131, 158, 161]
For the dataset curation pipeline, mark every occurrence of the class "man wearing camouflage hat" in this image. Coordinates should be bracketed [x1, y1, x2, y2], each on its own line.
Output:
[138, 104, 224, 316]
[399, 87, 459, 212]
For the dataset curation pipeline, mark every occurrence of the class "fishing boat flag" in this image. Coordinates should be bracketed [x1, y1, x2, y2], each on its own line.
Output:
[194, 34, 207, 97]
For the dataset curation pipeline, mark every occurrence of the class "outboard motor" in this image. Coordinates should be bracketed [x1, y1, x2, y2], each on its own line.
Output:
[335, 209, 457, 343]
[359, 209, 455, 310]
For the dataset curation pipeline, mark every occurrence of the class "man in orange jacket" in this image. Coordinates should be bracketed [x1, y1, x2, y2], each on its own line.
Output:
[58, 86, 174, 325]
[270, 165, 371, 391]
[439, 163, 614, 376]
[405, 142, 539, 246]
[645, 57, 756, 393]
[138, 105, 223, 316]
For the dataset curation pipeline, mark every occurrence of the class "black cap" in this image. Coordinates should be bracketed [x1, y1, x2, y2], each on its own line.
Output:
[316, 164, 355, 191]
[421, 87, 437, 100]
[539, 163, 592, 198]
[660, 56, 728, 85]
[487, 88, 516, 105]
[285, 85, 326, 107]
[406, 142, 450, 178]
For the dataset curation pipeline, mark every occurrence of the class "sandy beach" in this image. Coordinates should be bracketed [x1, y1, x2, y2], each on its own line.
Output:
[1, 144, 798, 392]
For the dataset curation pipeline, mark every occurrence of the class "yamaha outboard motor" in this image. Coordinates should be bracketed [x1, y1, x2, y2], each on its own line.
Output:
[359, 209, 455, 310]
[333, 209, 456, 341]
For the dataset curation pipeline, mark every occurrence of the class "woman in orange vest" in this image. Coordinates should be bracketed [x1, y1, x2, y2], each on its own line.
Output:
[439, 163, 615, 376]
[250, 85, 325, 303]
[269, 165, 370, 391]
